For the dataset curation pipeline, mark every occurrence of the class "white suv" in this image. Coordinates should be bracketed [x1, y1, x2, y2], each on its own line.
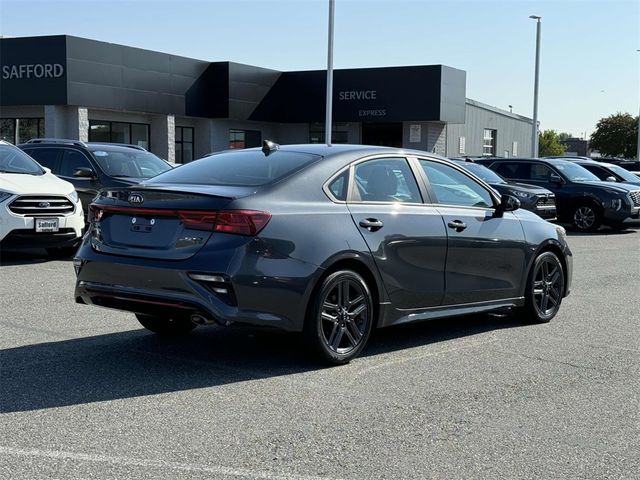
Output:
[0, 140, 84, 257]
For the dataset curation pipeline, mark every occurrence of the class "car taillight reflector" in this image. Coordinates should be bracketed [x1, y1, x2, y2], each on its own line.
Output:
[88, 204, 270, 236]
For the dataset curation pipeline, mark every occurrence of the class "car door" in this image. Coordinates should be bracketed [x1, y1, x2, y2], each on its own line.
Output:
[416, 158, 527, 305]
[346, 156, 447, 309]
[58, 149, 101, 213]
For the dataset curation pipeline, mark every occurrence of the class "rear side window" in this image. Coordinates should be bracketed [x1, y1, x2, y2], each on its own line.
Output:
[352, 157, 422, 203]
[60, 150, 92, 177]
[493, 162, 528, 180]
[23, 148, 60, 173]
[327, 170, 349, 201]
[147, 150, 321, 186]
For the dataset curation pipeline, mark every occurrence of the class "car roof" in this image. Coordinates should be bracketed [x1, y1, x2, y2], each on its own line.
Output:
[216, 143, 454, 164]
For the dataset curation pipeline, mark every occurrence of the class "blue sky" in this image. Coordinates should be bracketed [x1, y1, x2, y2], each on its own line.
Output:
[1, 0, 638, 136]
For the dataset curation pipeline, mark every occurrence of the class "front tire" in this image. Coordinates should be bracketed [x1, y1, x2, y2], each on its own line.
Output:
[304, 270, 374, 365]
[136, 314, 196, 335]
[572, 203, 601, 232]
[515, 251, 565, 324]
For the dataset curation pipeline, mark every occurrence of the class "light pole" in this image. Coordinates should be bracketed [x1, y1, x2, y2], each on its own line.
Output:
[325, 0, 335, 146]
[636, 50, 639, 162]
[530, 15, 542, 157]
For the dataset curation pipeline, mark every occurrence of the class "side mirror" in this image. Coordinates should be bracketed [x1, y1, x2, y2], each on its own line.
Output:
[605, 176, 617, 182]
[498, 194, 520, 212]
[73, 167, 96, 179]
[549, 173, 564, 184]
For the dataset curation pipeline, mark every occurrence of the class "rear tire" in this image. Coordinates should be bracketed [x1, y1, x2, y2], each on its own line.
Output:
[304, 270, 374, 365]
[136, 314, 196, 335]
[515, 251, 565, 324]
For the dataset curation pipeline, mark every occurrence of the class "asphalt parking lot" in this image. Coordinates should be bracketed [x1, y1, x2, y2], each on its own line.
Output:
[1, 227, 639, 480]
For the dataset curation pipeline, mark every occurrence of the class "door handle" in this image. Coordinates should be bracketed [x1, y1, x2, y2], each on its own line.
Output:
[359, 218, 384, 232]
[447, 220, 467, 232]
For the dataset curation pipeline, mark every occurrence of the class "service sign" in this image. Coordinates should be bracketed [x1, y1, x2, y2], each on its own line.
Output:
[0, 36, 67, 106]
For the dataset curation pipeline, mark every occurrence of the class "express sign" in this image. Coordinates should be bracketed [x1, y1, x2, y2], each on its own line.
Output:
[2, 63, 65, 79]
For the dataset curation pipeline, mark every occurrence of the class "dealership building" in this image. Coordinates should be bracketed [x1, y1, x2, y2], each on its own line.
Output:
[1, 35, 534, 163]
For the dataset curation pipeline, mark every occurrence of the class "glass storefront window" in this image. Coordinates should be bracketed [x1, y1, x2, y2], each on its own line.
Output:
[89, 120, 149, 149]
[229, 129, 261, 149]
[131, 124, 149, 149]
[89, 122, 110, 143]
[175, 126, 194, 163]
[0, 118, 44, 144]
[0, 119, 15, 143]
[111, 122, 131, 144]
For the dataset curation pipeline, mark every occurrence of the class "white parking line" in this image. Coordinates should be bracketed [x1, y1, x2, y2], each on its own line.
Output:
[0, 446, 342, 480]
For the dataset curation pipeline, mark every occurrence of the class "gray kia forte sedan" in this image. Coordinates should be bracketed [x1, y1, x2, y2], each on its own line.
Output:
[74, 143, 573, 364]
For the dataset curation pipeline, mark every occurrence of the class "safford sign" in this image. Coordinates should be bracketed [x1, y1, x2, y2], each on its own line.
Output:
[0, 36, 67, 106]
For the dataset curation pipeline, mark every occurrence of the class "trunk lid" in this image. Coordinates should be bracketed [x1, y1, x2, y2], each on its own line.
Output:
[89, 186, 249, 260]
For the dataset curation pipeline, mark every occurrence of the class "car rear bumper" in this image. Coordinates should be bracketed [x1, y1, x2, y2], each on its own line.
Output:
[73, 239, 321, 332]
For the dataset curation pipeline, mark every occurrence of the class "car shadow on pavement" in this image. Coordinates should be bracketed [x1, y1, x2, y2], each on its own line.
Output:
[0, 313, 522, 413]
[0, 248, 71, 266]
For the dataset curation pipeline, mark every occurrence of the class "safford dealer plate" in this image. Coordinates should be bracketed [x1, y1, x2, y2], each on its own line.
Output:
[35, 218, 59, 233]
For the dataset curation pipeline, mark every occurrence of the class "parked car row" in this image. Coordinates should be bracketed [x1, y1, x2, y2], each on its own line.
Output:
[476, 157, 640, 232]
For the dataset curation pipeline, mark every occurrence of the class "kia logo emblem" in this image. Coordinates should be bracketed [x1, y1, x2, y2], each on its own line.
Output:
[128, 193, 144, 204]
[38, 201, 50, 208]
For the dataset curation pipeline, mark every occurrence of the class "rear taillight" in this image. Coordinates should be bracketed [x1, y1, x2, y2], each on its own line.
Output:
[214, 210, 271, 236]
[88, 204, 270, 236]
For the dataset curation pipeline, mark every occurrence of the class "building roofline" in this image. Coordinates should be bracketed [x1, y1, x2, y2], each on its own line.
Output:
[466, 98, 533, 123]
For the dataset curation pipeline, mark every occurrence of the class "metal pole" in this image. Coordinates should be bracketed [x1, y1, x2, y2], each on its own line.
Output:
[325, 0, 335, 146]
[530, 16, 542, 157]
[637, 50, 640, 162]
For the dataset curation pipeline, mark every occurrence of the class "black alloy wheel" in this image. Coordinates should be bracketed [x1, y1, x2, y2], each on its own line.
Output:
[516, 251, 565, 323]
[305, 270, 373, 364]
[136, 314, 197, 335]
[572, 204, 601, 232]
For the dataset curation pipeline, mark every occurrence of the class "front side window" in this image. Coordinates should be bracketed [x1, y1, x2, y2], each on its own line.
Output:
[60, 150, 92, 177]
[420, 160, 493, 208]
[352, 157, 422, 203]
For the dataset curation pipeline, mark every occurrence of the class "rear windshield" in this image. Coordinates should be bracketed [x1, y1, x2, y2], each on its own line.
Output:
[146, 149, 321, 186]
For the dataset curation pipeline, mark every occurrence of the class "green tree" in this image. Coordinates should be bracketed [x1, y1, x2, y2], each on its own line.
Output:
[538, 130, 567, 157]
[589, 113, 639, 158]
[558, 132, 573, 142]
